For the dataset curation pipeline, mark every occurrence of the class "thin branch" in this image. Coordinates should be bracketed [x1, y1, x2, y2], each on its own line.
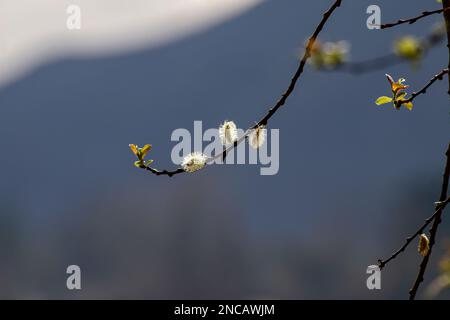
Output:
[406, 68, 449, 102]
[396, 68, 449, 108]
[443, 0, 450, 94]
[378, 196, 450, 270]
[378, 7, 449, 29]
[254, 0, 342, 127]
[142, 166, 184, 177]
[409, 142, 450, 300]
[136, 0, 343, 177]
[319, 30, 444, 75]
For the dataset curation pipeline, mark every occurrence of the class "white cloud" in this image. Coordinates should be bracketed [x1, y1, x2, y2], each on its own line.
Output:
[0, 0, 263, 87]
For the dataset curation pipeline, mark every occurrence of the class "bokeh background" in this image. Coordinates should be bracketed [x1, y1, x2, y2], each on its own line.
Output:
[0, 0, 449, 299]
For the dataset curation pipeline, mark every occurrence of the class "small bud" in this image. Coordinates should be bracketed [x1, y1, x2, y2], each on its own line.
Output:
[181, 152, 207, 173]
[322, 41, 350, 67]
[393, 36, 423, 62]
[309, 40, 350, 69]
[129, 144, 153, 168]
[418, 233, 430, 257]
[219, 121, 238, 146]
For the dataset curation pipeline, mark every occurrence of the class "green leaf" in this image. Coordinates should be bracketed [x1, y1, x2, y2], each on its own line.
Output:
[140, 144, 152, 158]
[134, 160, 144, 168]
[375, 96, 393, 105]
[145, 159, 154, 166]
[129, 144, 139, 156]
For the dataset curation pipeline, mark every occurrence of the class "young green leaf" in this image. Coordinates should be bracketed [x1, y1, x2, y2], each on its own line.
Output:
[140, 144, 152, 158]
[375, 96, 393, 105]
[134, 160, 144, 168]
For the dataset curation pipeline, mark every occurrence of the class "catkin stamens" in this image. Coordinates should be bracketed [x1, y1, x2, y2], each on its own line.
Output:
[219, 121, 238, 146]
[249, 125, 266, 149]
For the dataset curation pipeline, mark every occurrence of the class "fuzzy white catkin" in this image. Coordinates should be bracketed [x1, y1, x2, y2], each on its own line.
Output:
[249, 125, 265, 149]
[219, 121, 238, 146]
[181, 152, 207, 173]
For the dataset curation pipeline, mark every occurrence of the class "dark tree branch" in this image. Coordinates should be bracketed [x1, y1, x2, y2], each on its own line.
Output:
[371, 3, 450, 300]
[378, 7, 449, 29]
[409, 143, 450, 300]
[136, 0, 343, 177]
[443, 0, 450, 94]
[142, 166, 184, 177]
[255, 0, 342, 127]
[396, 68, 449, 108]
[378, 196, 450, 270]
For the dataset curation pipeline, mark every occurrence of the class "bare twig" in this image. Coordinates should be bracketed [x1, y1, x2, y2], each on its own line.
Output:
[443, 0, 450, 94]
[378, 196, 450, 270]
[378, 7, 449, 29]
[142, 166, 184, 177]
[409, 142, 450, 300]
[319, 30, 444, 75]
[396, 68, 449, 108]
[135, 0, 344, 177]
